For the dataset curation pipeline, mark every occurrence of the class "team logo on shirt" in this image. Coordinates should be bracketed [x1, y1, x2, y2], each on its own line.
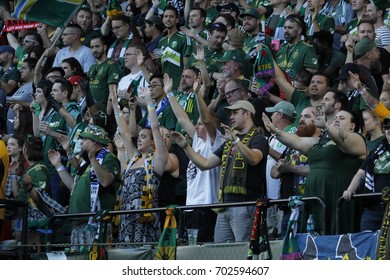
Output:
[172, 41, 177, 48]
[292, 51, 298, 59]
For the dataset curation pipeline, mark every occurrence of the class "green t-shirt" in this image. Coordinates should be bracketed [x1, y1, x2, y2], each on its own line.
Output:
[187, 29, 209, 67]
[158, 31, 191, 90]
[276, 40, 318, 80]
[89, 59, 120, 113]
[173, 90, 199, 135]
[65, 101, 82, 134]
[68, 151, 121, 214]
[290, 88, 312, 127]
[138, 98, 177, 130]
[15, 45, 27, 70]
[43, 111, 67, 175]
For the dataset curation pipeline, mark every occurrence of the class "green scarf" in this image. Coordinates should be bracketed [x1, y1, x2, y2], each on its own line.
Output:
[218, 126, 258, 204]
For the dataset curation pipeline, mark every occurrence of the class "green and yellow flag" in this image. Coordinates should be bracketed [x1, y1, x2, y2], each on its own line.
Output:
[155, 206, 177, 260]
[104, 0, 124, 17]
[14, 0, 83, 27]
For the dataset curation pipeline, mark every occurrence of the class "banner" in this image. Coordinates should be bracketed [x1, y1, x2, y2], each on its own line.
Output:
[155, 207, 177, 260]
[14, 0, 83, 27]
[2, 19, 40, 32]
[296, 231, 380, 260]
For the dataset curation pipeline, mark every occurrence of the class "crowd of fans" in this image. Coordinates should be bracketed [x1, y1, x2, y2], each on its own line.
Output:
[0, 0, 390, 249]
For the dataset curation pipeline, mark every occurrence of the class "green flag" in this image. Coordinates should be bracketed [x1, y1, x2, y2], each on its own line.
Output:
[155, 206, 177, 260]
[14, 0, 83, 27]
[104, 0, 124, 17]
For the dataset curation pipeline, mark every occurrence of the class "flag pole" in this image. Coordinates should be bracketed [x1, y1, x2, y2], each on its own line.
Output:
[49, 1, 84, 49]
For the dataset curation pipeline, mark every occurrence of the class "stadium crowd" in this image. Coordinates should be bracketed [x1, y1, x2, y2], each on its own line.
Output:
[0, 0, 390, 249]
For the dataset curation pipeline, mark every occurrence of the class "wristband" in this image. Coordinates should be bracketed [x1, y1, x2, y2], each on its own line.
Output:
[117, 147, 125, 152]
[232, 137, 240, 145]
[56, 165, 66, 172]
[322, 125, 329, 132]
[152, 5, 158, 12]
[9, 174, 17, 180]
[114, 112, 123, 117]
[166, 92, 174, 99]
[147, 104, 155, 111]
[274, 128, 281, 136]
[360, 87, 367, 95]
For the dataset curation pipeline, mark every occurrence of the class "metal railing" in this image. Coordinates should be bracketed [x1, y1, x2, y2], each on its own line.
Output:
[0, 196, 327, 258]
[0, 199, 28, 259]
[47, 196, 327, 247]
[335, 192, 382, 234]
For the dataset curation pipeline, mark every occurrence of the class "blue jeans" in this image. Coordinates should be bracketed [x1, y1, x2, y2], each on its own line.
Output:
[214, 206, 255, 243]
[360, 204, 385, 232]
[50, 173, 70, 207]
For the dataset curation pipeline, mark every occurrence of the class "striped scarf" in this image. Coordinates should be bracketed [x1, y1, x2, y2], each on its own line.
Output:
[218, 126, 258, 204]
[364, 142, 388, 193]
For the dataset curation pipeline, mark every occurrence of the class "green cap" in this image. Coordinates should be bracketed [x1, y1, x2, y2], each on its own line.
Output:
[79, 125, 110, 146]
[239, 8, 260, 19]
[372, 0, 390, 9]
[354, 38, 375, 59]
[219, 49, 243, 63]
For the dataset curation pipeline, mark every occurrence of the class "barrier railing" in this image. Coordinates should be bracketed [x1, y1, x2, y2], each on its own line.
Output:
[46, 196, 326, 249]
[0, 199, 28, 259]
[335, 192, 382, 234]
[0, 196, 326, 258]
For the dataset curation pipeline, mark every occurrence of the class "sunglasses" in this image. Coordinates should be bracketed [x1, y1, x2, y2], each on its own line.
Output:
[23, 39, 38, 44]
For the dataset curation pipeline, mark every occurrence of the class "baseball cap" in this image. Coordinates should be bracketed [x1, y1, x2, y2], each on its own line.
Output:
[145, 15, 163, 30]
[0, 45, 15, 55]
[336, 63, 360, 81]
[265, 101, 296, 118]
[224, 100, 256, 115]
[239, 8, 260, 19]
[218, 49, 243, 63]
[217, 3, 240, 15]
[68, 75, 84, 86]
[354, 38, 375, 59]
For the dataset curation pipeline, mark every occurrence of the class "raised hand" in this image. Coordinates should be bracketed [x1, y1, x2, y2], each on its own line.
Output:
[220, 123, 237, 142]
[171, 131, 188, 148]
[114, 131, 124, 150]
[163, 73, 173, 94]
[348, 71, 363, 90]
[48, 149, 62, 166]
[313, 106, 327, 129]
[180, 26, 196, 38]
[261, 112, 276, 134]
[57, 133, 70, 151]
[193, 44, 205, 61]
[137, 49, 145, 67]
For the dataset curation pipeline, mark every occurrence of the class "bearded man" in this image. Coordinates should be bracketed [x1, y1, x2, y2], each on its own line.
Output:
[270, 106, 321, 236]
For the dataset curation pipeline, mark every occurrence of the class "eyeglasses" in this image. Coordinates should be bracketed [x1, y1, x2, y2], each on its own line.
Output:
[111, 24, 127, 32]
[124, 53, 137, 56]
[384, 124, 390, 130]
[148, 84, 162, 88]
[23, 39, 38, 44]
[225, 88, 242, 97]
[62, 33, 74, 36]
[46, 75, 62, 80]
